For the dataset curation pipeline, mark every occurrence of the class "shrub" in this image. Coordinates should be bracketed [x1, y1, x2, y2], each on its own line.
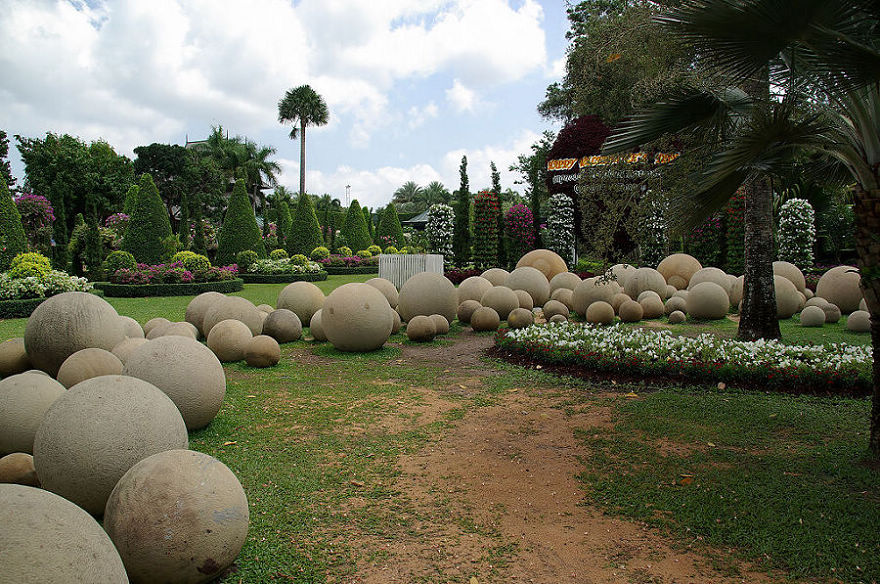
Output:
[0, 175, 28, 271]
[473, 190, 501, 268]
[333, 232, 348, 253]
[287, 193, 324, 256]
[10, 252, 51, 271]
[310, 246, 330, 261]
[356, 249, 372, 259]
[248, 258, 323, 275]
[384, 246, 399, 254]
[289, 253, 309, 266]
[122, 184, 139, 216]
[340, 200, 373, 253]
[104, 212, 129, 234]
[262, 221, 279, 249]
[170, 251, 211, 273]
[14, 193, 55, 254]
[337, 246, 353, 257]
[426, 203, 455, 259]
[103, 250, 137, 276]
[236, 250, 259, 273]
[108, 261, 238, 285]
[818, 200, 855, 262]
[122, 174, 173, 264]
[83, 217, 105, 281]
[375, 203, 405, 248]
[8, 252, 52, 279]
[367, 244, 382, 256]
[0, 269, 92, 300]
[503, 204, 535, 262]
[270, 248, 289, 260]
[216, 178, 266, 265]
[544, 193, 575, 265]
[399, 247, 410, 254]
[777, 198, 815, 269]
[277, 200, 292, 248]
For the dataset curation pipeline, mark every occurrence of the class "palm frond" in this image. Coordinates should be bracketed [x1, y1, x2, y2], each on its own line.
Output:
[668, 169, 751, 232]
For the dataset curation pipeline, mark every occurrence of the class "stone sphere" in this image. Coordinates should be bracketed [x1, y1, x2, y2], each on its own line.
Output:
[625, 268, 668, 301]
[143, 317, 171, 337]
[1, 484, 128, 582]
[688, 267, 732, 297]
[390, 309, 402, 334]
[800, 305, 826, 327]
[549, 272, 581, 294]
[24, 292, 124, 377]
[618, 300, 643, 323]
[505, 266, 551, 306]
[668, 310, 687, 324]
[470, 307, 500, 331]
[34, 375, 188, 514]
[507, 307, 534, 329]
[816, 265, 863, 313]
[639, 295, 665, 319]
[262, 309, 302, 343]
[430, 314, 450, 335]
[185, 292, 226, 336]
[516, 249, 568, 281]
[457, 300, 481, 324]
[610, 264, 637, 289]
[457, 276, 493, 304]
[611, 293, 631, 313]
[586, 301, 615, 325]
[111, 337, 149, 365]
[774, 275, 801, 319]
[406, 315, 436, 342]
[549, 314, 568, 324]
[821, 303, 842, 324]
[573, 277, 621, 316]
[673, 289, 689, 300]
[859, 298, 867, 311]
[0, 338, 31, 378]
[0, 452, 39, 486]
[686, 282, 730, 319]
[729, 276, 744, 306]
[543, 300, 570, 320]
[398, 272, 457, 323]
[147, 321, 196, 340]
[366, 277, 399, 309]
[277, 281, 326, 328]
[323, 283, 393, 352]
[514, 289, 534, 310]
[637, 290, 662, 304]
[805, 288, 815, 300]
[657, 253, 702, 290]
[118, 316, 144, 339]
[805, 297, 828, 308]
[104, 449, 248, 584]
[773, 261, 807, 294]
[56, 348, 123, 389]
[203, 296, 263, 337]
[309, 310, 327, 341]
[0, 373, 66, 455]
[797, 292, 807, 310]
[480, 268, 509, 286]
[257, 303, 274, 314]
[206, 319, 253, 363]
[666, 284, 677, 298]
[551, 288, 574, 310]
[124, 336, 226, 430]
[847, 310, 871, 333]
[480, 286, 520, 321]
[665, 296, 688, 315]
[245, 335, 281, 368]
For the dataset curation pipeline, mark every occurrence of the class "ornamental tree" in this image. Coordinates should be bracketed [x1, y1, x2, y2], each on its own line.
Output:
[503, 204, 535, 262]
[777, 198, 815, 269]
[0, 175, 28, 270]
[340, 199, 373, 252]
[473, 190, 501, 269]
[216, 178, 266, 265]
[376, 203, 404, 248]
[452, 155, 471, 265]
[544, 193, 575, 264]
[287, 192, 323, 256]
[122, 173, 173, 264]
[426, 203, 454, 259]
[14, 193, 55, 254]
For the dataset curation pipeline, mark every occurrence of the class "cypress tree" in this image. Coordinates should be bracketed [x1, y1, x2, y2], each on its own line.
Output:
[83, 213, 104, 281]
[0, 174, 28, 270]
[340, 199, 373, 252]
[178, 191, 190, 249]
[490, 161, 506, 266]
[286, 192, 324, 256]
[362, 206, 373, 238]
[122, 184, 139, 216]
[122, 174, 172, 264]
[217, 178, 266, 265]
[277, 200, 292, 249]
[376, 203, 405, 248]
[191, 192, 207, 256]
[453, 155, 471, 264]
[68, 213, 87, 276]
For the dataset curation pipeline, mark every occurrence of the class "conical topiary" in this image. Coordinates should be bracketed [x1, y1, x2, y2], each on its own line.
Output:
[277, 200, 292, 248]
[217, 179, 265, 266]
[122, 174, 172, 264]
[340, 200, 372, 253]
[286, 193, 323, 256]
[122, 184, 139, 217]
[0, 174, 28, 270]
[376, 203, 405, 248]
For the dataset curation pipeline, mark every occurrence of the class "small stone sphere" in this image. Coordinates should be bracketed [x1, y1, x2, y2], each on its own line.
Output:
[805, 296, 828, 308]
[688, 267, 732, 297]
[549, 272, 581, 294]
[0, 373, 66, 455]
[625, 267, 668, 301]
[206, 319, 253, 363]
[203, 296, 263, 337]
[257, 303, 274, 314]
[549, 314, 568, 324]
[56, 348, 123, 389]
[309, 310, 327, 341]
[470, 306, 501, 332]
[799, 305, 826, 327]
[277, 281, 326, 328]
[118, 316, 144, 339]
[665, 296, 688, 315]
[457, 300, 482, 324]
[143, 317, 171, 337]
[480, 286, 520, 321]
[611, 293, 631, 313]
[103, 449, 248, 584]
[805, 288, 815, 300]
[572, 277, 621, 316]
[846, 310, 871, 333]
[406, 315, 436, 342]
[586, 301, 615, 325]
[124, 336, 226, 430]
[390, 309, 402, 334]
[657, 253, 702, 290]
[430, 314, 450, 335]
[457, 276, 493, 304]
[245, 335, 281, 368]
[184, 292, 226, 336]
[262, 309, 303, 343]
[24, 292, 125, 377]
[637, 290, 662, 304]
[668, 310, 687, 324]
[666, 284, 677, 299]
[148, 321, 198, 340]
[821, 303, 842, 324]
[859, 298, 867, 311]
[0, 338, 31, 378]
[774, 275, 802, 319]
[505, 266, 551, 306]
[686, 281, 730, 319]
[816, 265, 863, 313]
[1, 483, 129, 582]
[618, 300, 644, 323]
[543, 299, 570, 320]
[773, 261, 807, 294]
[610, 264, 637, 289]
[551, 288, 574, 310]
[639, 295, 665, 319]
[514, 289, 534, 310]
[366, 277, 400, 309]
[0, 452, 39, 486]
[798, 292, 807, 311]
[507, 307, 535, 329]
[323, 283, 394, 352]
[480, 268, 510, 286]
[398, 272, 458, 323]
[516, 249, 568, 281]
[729, 276, 744, 306]
[33, 375, 188, 514]
[673, 289, 689, 300]
[111, 337, 149, 365]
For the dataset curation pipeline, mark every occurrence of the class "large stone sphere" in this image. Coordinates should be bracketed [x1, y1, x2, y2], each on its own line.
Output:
[390, 309, 402, 334]
[688, 267, 732, 297]
[666, 284, 677, 299]
[148, 321, 198, 341]
[639, 295, 665, 319]
[185, 291, 227, 336]
[0, 452, 39, 486]
[0, 338, 31, 378]
[816, 265, 863, 313]
[665, 296, 688, 316]
[573, 277, 621, 316]
[0, 373, 66, 455]
[56, 348, 123, 389]
[516, 249, 568, 281]
[245, 335, 281, 368]
[637, 290, 662, 304]
[657, 253, 702, 290]
[549, 314, 568, 324]
[543, 300, 570, 320]
[618, 300, 643, 322]
[406, 315, 436, 342]
[309, 310, 327, 341]
[124, 336, 226, 430]
[206, 319, 253, 363]
[104, 449, 248, 584]
[551, 288, 574, 310]
[143, 317, 171, 337]
[457, 300, 481, 324]
[800, 305, 826, 327]
[480, 286, 519, 321]
[118, 316, 145, 339]
[624, 268, 668, 301]
[805, 288, 815, 300]
[257, 304, 274, 314]
[277, 281, 326, 327]
[774, 275, 801, 319]
[111, 337, 149, 365]
[430, 314, 450, 335]
[687, 282, 730, 319]
[1, 484, 129, 583]
[323, 283, 393, 352]
[505, 267, 551, 307]
[668, 310, 686, 324]
[34, 375, 188, 514]
[609, 264, 637, 289]
[24, 292, 124, 377]
[821, 303, 841, 324]
[470, 306, 500, 331]
[805, 297, 828, 308]
[480, 268, 509, 286]
[514, 289, 534, 310]
[773, 261, 807, 294]
[366, 277, 399, 309]
[507, 307, 534, 329]
[586, 301, 615, 325]
[549, 272, 581, 294]
[203, 296, 263, 337]
[398, 272, 457, 323]
[611, 293, 631, 313]
[262, 309, 303, 343]
[847, 310, 871, 333]
[457, 276, 493, 304]
[729, 276, 744, 306]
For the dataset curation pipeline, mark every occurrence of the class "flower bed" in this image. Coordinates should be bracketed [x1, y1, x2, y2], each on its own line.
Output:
[495, 322, 872, 395]
[318, 255, 379, 275]
[239, 258, 328, 282]
[103, 260, 241, 297]
[0, 268, 94, 318]
[241, 271, 328, 283]
[445, 268, 482, 285]
[101, 278, 244, 297]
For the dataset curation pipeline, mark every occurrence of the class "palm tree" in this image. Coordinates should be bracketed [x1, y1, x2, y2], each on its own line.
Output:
[240, 140, 281, 233]
[392, 181, 424, 212]
[424, 181, 452, 206]
[278, 85, 329, 197]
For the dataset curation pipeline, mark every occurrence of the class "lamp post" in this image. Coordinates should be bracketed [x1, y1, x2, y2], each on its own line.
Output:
[345, 184, 351, 207]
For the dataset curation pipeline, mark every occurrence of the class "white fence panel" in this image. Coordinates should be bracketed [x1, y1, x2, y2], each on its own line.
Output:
[379, 254, 444, 290]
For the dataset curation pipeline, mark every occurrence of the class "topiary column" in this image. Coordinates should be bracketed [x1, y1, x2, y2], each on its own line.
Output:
[544, 193, 575, 265]
[0, 174, 28, 270]
[340, 199, 373, 253]
[122, 174, 172, 265]
[473, 190, 501, 269]
[777, 198, 815, 269]
[286, 193, 324, 256]
[376, 203, 404, 248]
[426, 203, 454, 259]
[216, 179, 266, 266]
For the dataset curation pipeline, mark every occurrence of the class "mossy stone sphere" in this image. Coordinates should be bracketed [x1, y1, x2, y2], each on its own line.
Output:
[0, 373, 66, 455]
[611, 293, 631, 313]
[543, 299, 570, 320]
[573, 277, 621, 316]
[799, 305, 826, 327]
[514, 289, 534, 310]
[262, 309, 303, 343]
[480, 268, 509, 286]
[245, 335, 281, 368]
[366, 277, 399, 309]
[111, 337, 149, 365]
[551, 288, 574, 310]
[846, 310, 871, 333]
[406, 315, 436, 342]
[0, 452, 39, 486]
[610, 264, 637, 289]
[688, 267, 732, 297]
[398, 272, 458, 323]
[309, 310, 327, 341]
[1, 484, 128, 583]
[507, 307, 534, 329]
[618, 300, 643, 323]
[185, 292, 226, 336]
[104, 449, 248, 584]
[657, 253, 702, 290]
[118, 316, 144, 339]
[549, 272, 581, 293]
[430, 314, 450, 335]
[773, 261, 807, 294]
[586, 301, 615, 325]
[816, 265, 863, 313]
[668, 310, 687, 324]
[774, 275, 801, 319]
[0, 338, 31, 378]
[624, 268, 668, 301]
[203, 296, 263, 337]
[515, 249, 568, 281]
[124, 336, 226, 430]
[322, 283, 394, 352]
[821, 303, 841, 324]
[24, 292, 125, 377]
[277, 281, 326, 327]
[56, 348, 123, 389]
[206, 319, 253, 363]
[549, 314, 568, 324]
[457, 276, 493, 304]
[480, 286, 519, 321]
[505, 266, 551, 307]
[143, 317, 171, 337]
[639, 295, 665, 319]
[457, 300, 481, 324]
[686, 282, 730, 319]
[470, 306, 500, 331]
[664, 296, 688, 316]
[34, 375, 188, 514]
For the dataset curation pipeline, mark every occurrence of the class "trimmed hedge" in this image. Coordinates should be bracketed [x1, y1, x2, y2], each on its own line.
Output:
[340, 200, 373, 253]
[324, 265, 379, 275]
[287, 193, 324, 256]
[101, 278, 244, 297]
[0, 175, 28, 271]
[240, 271, 328, 284]
[217, 179, 266, 265]
[122, 173, 172, 264]
[0, 297, 47, 319]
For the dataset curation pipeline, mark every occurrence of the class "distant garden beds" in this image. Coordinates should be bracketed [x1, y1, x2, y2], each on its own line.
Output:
[323, 266, 379, 275]
[101, 278, 244, 297]
[240, 271, 328, 284]
[0, 297, 48, 319]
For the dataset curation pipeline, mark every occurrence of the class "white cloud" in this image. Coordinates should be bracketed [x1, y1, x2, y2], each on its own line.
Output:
[406, 102, 439, 130]
[445, 80, 480, 113]
[548, 56, 566, 79]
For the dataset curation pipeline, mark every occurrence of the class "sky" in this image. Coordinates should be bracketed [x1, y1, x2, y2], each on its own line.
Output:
[0, 0, 570, 210]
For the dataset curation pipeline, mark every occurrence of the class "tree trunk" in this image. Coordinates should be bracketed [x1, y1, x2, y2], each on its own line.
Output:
[737, 178, 781, 341]
[299, 120, 307, 197]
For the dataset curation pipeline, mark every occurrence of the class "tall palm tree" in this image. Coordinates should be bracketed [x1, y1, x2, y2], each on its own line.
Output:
[240, 140, 281, 233]
[392, 181, 424, 212]
[424, 181, 452, 206]
[278, 85, 329, 197]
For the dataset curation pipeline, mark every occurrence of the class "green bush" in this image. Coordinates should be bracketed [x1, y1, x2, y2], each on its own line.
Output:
[310, 246, 330, 261]
[270, 248, 289, 260]
[216, 178, 266, 265]
[0, 175, 28, 271]
[122, 173, 173, 264]
[337, 246, 353, 257]
[122, 184, 139, 216]
[376, 203, 405, 248]
[277, 200, 292, 248]
[236, 250, 259, 272]
[289, 253, 309, 266]
[399, 247, 410, 254]
[103, 250, 137, 276]
[8, 252, 52, 279]
[83, 217, 105, 281]
[384, 246, 398, 254]
[170, 250, 211, 272]
[356, 249, 372, 259]
[10, 252, 51, 271]
[340, 200, 373, 253]
[367, 244, 382, 256]
[287, 193, 324, 256]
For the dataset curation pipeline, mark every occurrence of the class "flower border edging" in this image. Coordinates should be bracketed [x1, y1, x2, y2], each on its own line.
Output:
[324, 266, 379, 275]
[101, 278, 244, 297]
[240, 271, 328, 284]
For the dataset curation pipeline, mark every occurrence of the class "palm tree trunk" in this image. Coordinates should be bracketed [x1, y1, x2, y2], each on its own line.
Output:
[737, 178, 781, 341]
[854, 187, 880, 458]
[299, 120, 307, 197]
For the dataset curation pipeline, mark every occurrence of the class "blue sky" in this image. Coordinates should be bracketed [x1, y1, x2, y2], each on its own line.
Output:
[0, 0, 569, 209]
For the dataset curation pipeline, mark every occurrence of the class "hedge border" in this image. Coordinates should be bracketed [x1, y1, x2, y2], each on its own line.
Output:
[323, 266, 379, 275]
[101, 278, 244, 297]
[240, 271, 328, 284]
[0, 297, 47, 319]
